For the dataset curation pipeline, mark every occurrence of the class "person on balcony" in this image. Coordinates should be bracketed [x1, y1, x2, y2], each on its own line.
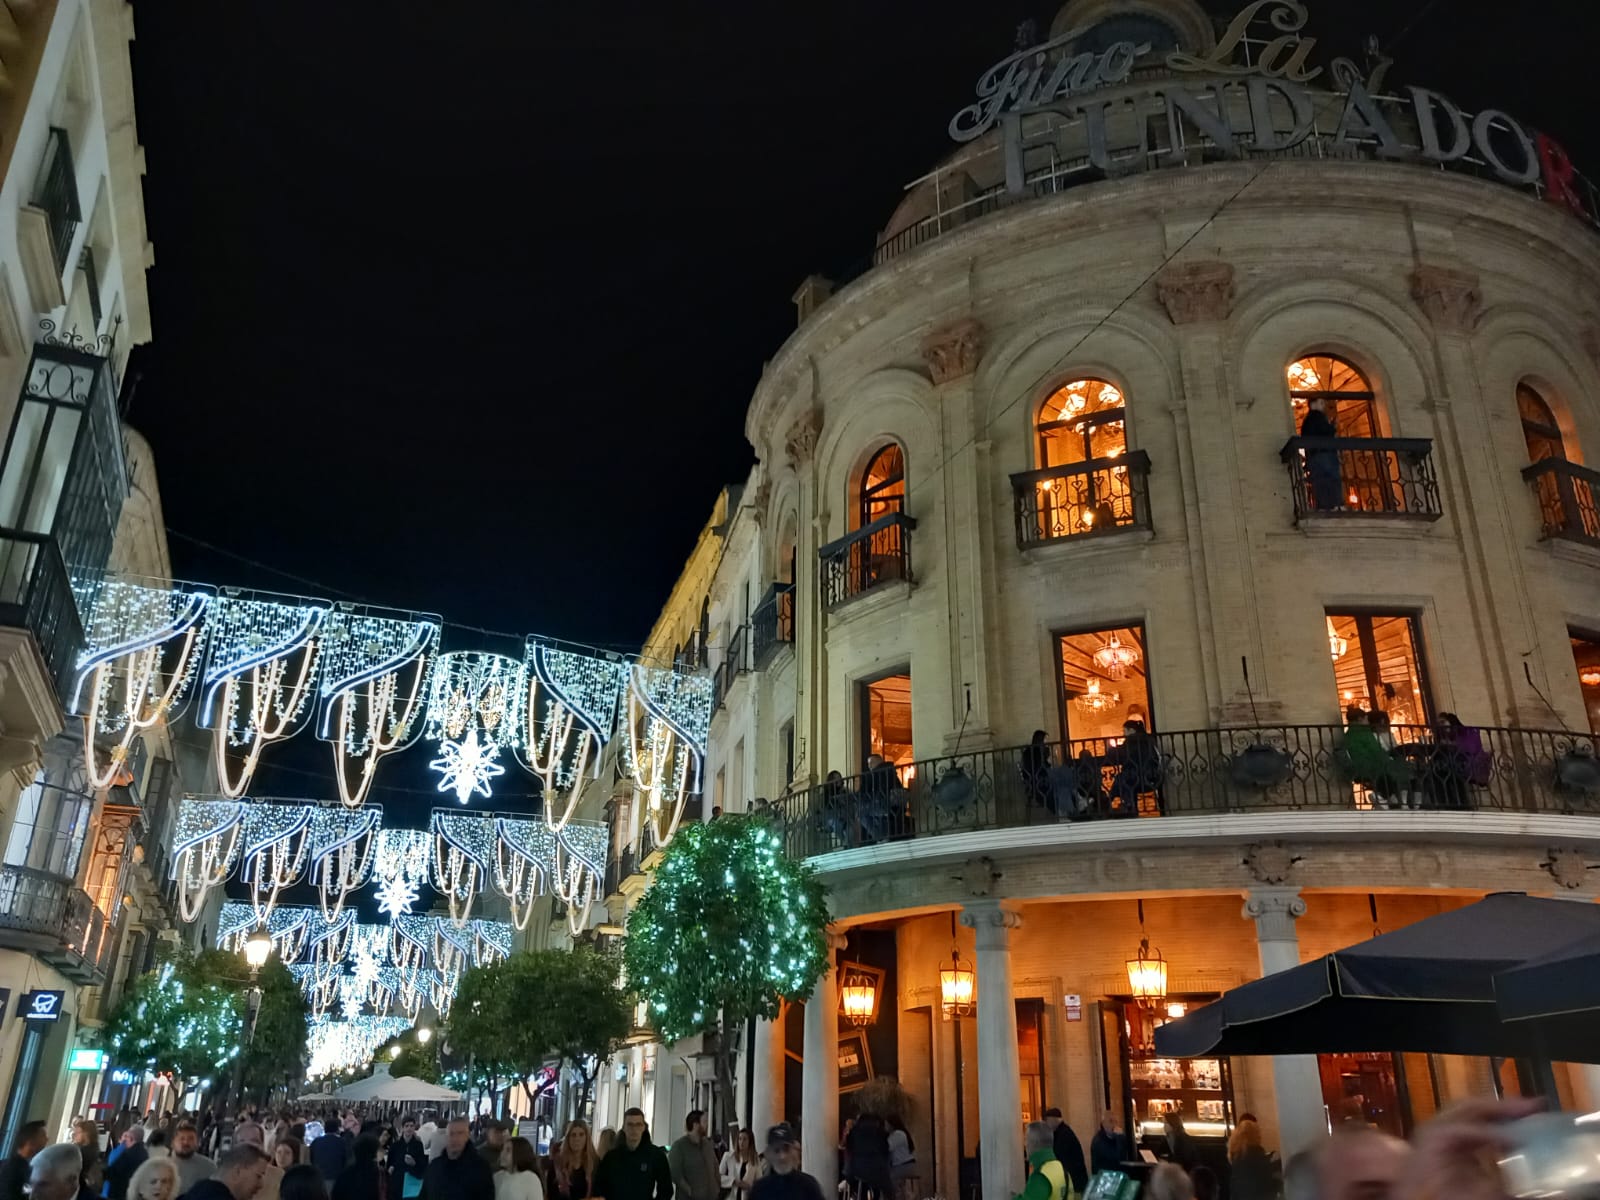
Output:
[1300, 397, 1344, 512]
[1339, 707, 1410, 808]
[1107, 721, 1162, 816]
[1420, 713, 1487, 810]
[861, 756, 897, 843]
[1021, 731, 1054, 812]
[820, 771, 855, 847]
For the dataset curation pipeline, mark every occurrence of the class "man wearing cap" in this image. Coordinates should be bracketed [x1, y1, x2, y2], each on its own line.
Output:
[750, 1125, 822, 1200]
[592, 1109, 672, 1200]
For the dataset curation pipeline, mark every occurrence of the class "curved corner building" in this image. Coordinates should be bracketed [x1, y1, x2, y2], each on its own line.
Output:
[593, 2, 1600, 1194]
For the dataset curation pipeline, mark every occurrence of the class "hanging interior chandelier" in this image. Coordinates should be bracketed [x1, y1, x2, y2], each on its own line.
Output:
[1074, 677, 1120, 713]
[1327, 618, 1349, 662]
[1092, 632, 1140, 680]
[1581, 668, 1600, 688]
[1126, 898, 1168, 1008]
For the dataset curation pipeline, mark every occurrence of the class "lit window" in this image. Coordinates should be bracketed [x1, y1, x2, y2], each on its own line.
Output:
[1573, 632, 1600, 737]
[1287, 355, 1380, 437]
[1327, 612, 1430, 730]
[1038, 378, 1127, 468]
[1059, 625, 1150, 743]
[860, 672, 913, 779]
[858, 444, 906, 529]
[1518, 383, 1567, 463]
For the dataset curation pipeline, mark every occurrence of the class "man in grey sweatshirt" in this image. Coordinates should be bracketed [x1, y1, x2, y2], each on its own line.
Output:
[668, 1111, 720, 1200]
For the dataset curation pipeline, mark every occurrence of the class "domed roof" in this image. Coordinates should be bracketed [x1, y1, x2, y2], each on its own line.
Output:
[1049, 0, 1215, 58]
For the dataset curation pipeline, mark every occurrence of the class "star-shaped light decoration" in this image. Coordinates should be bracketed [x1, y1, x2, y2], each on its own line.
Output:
[429, 727, 504, 804]
[374, 873, 419, 919]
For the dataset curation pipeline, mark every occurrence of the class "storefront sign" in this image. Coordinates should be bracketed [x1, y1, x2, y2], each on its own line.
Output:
[109, 1068, 139, 1086]
[945, 1, 1599, 232]
[20, 990, 64, 1021]
[1065, 993, 1083, 1021]
[69, 1049, 108, 1071]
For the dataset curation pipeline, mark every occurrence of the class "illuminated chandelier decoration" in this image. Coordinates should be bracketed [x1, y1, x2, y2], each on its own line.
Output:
[391, 913, 435, 974]
[317, 605, 439, 808]
[622, 663, 713, 847]
[434, 919, 474, 985]
[372, 829, 431, 919]
[198, 592, 329, 797]
[172, 799, 245, 922]
[493, 816, 556, 930]
[431, 810, 496, 925]
[237, 802, 313, 922]
[70, 577, 214, 788]
[522, 639, 627, 828]
[1092, 632, 1140, 681]
[1328, 618, 1349, 662]
[474, 919, 513, 967]
[305, 907, 357, 970]
[1074, 677, 1120, 713]
[425, 652, 527, 804]
[289, 963, 343, 1019]
[307, 805, 380, 920]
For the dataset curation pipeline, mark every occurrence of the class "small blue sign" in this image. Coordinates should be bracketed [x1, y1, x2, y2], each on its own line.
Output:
[21, 990, 64, 1021]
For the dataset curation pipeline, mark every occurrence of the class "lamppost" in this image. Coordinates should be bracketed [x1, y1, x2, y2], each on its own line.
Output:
[233, 928, 274, 1107]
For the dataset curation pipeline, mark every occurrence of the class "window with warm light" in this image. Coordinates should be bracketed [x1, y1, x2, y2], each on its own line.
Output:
[1059, 625, 1150, 743]
[1327, 612, 1431, 728]
[1520, 383, 1600, 544]
[1023, 378, 1140, 540]
[1038, 378, 1127, 466]
[1288, 355, 1381, 437]
[1519, 384, 1569, 464]
[858, 443, 906, 529]
[860, 671, 914, 780]
[1286, 354, 1413, 514]
[1573, 632, 1600, 736]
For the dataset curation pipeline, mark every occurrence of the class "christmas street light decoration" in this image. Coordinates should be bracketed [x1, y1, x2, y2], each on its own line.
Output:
[431, 810, 495, 926]
[198, 592, 329, 798]
[622, 663, 713, 847]
[236, 802, 314, 923]
[551, 819, 608, 936]
[304, 907, 357, 969]
[391, 914, 435, 973]
[372, 829, 430, 919]
[424, 652, 527, 804]
[493, 816, 555, 931]
[472, 919, 513, 967]
[70, 577, 213, 788]
[522, 639, 627, 828]
[171, 798, 245, 922]
[306, 1016, 411, 1076]
[307, 804, 380, 920]
[317, 605, 439, 808]
[434, 918, 474, 981]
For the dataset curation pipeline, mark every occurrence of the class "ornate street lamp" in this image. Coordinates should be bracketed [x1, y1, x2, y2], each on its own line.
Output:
[244, 927, 274, 971]
[1125, 900, 1167, 1009]
[940, 948, 975, 1020]
[839, 967, 878, 1027]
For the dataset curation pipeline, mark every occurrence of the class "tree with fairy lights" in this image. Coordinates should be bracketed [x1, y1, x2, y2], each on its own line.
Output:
[624, 815, 830, 1134]
[100, 959, 241, 1105]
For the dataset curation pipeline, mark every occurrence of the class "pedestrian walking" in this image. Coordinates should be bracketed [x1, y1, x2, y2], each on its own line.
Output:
[1088, 1115, 1128, 1177]
[1017, 1123, 1067, 1200]
[1043, 1109, 1088, 1197]
[171, 1146, 269, 1200]
[748, 1127, 821, 1200]
[390, 1116, 427, 1200]
[548, 1122, 597, 1200]
[591, 1110, 670, 1200]
[2, 1122, 51, 1200]
[494, 1141, 543, 1200]
[844, 1110, 891, 1200]
[331, 1138, 383, 1200]
[127, 1159, 178, 1200]
[107, 1128, 151, 1200]
[419, 1117, 494, 1200]
[668, 1112, 719, 1200]
[172, 1123, 216, 1198]
[719, 1130, 760, 1200]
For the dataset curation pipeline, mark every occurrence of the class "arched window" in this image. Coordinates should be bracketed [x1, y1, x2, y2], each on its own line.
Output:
[858, 444, 906, 528]
[696, 597, 710, 668]
[1036, 378, 1126, 467]
[1518, 383, 1567, 462]
[1287, 355, 1380, 437]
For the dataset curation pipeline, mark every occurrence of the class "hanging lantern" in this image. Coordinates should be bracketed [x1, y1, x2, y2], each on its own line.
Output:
[839, 967, 879, 1027]
[1327, 618, 1349, 662]
[940, 948, 975, 1020]
[1126, 899, 1168, 1008]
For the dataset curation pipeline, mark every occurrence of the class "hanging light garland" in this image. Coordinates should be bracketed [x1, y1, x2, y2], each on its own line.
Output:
[423, 653, 527, 804]
[307, 805, 380, 920]
[430, 810, 496, 925]
[494, 816, 555, 930]
[171, 799, 245, 921]
[237, 803, 314, 923]
[623, 663, 713, 848]
[372, 829, 431, 919]
[307, 1016, 412, 1077]
[71, 578, 213, 788]
[522, 640, 627, 828]
[317, 605, 439, 808]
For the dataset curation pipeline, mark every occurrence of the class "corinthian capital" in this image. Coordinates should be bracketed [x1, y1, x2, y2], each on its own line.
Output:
[1242, 887, 1306, 941]
[921, 317, 985, 385]
[784, 408, 824, 469]
[1156, 261, 1235, 325]
[1410, 264, 1481, 333]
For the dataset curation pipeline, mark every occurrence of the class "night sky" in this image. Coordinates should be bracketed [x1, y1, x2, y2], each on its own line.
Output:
[122, 0, 1595, 842]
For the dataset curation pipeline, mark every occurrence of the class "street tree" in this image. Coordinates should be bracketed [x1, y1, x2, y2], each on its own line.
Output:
[100, 958, 240, 1105]
[192, 949, 309, 1099]
[624, 814, 830, 1132]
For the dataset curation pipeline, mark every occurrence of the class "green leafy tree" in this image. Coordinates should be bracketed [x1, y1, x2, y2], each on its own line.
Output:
[391, 1037, 440, 1082]
[192, 950, 309, 1100]
[624, 815, 830, 1132]
[544, 944, 631, 1115]
[100, 959, 241, 1103]
[445, 957, 524, 1110]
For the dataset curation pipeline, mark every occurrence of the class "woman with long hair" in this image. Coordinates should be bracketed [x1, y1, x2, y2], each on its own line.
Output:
[498, 1138, 545, 1200]
[719, 1128, 760, 1199]
[1226, 1119, 1280, 1200]
[594, 1129, 617, 1168]
[275, 1138, 306, 1171]
[550, 1121, 599, 1200]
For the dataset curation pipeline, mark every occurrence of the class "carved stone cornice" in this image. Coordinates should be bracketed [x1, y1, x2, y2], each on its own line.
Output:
[960, 899, 1024, 950]
[920, 317, 985, 385]
[1156, 261, 1235, 325]
[784, 408, 823, 469]
[1410, 264, 1482, 333]
[751, 478, 772, 526]
[1242, 886, 1306, 941]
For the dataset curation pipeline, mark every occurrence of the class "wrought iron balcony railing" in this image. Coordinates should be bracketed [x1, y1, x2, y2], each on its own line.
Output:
[752, 582, 795, 664]
[0, 864, 114, 984]
[1012, 451, 1153, 548]
[767, 724, 1600, 860]
[1280, 437, 1442, 523]
[1522, 458, 1600, 548]
[31, 127, 81, 275]
[0, 530, 85, 700]
[712, 625, 748, 710]
[819, 512, 916, 609]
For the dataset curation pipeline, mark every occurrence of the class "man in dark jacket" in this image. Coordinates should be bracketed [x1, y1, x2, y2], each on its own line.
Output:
[420, 1118, 494, 1200]
[104, 1128, 150, 1200]
[0, 1122, 49, 1200]
[592, 1109, 672, 1200]
[1043, 1109, 1089, 1196]
[1089, 1114, 1130, 1176]
[389, 1115, 428, 1198]
[310, 1122, 352, 1183]
[476, 1121, 506, 1174]
[181, 1146, 269, 1200]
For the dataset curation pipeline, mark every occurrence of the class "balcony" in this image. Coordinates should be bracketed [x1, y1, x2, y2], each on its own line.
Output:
[819, 513, 916, 609]
[768, 724, 1600, 860]
[0, 864, 115, 984]
[751, 583, 795, 665]
[712, 625, 747, 711]
[16, 127, 80, 310]
[1280, 437, 1442, 524]
[1012, 451, 1153, 549]
[1522, 458, 1600, 549]
[0, 530, 84, 700]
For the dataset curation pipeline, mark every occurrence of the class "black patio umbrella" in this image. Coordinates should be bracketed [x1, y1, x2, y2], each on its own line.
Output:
[1496, 929, 1600, 1023]
[1154, 893, 1600, 1063]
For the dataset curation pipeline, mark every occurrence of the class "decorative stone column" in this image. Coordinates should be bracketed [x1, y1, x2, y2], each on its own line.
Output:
[802, 929, 848, 1188]
[749, 1015, 785, 1139]
[1244, 888, 1325, 1155]
[962, 900, 1025, 1200]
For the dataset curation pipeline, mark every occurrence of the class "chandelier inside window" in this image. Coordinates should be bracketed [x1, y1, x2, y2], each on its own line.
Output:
[1074, 677, 1119, 713]
[1582, 668, 1600, 688]
[1093, 633, 1140, 680]
[1327, 618, 1348, 662]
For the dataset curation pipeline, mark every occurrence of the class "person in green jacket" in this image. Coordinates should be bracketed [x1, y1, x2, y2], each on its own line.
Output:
[1341, 706, 1411, 806]
[1017, 1123, 1068, 1200]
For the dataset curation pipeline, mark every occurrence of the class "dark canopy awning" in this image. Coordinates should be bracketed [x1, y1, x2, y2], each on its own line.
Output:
[1496, 929, 1600, 1022]
[1154, 893, 1600, 1062]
